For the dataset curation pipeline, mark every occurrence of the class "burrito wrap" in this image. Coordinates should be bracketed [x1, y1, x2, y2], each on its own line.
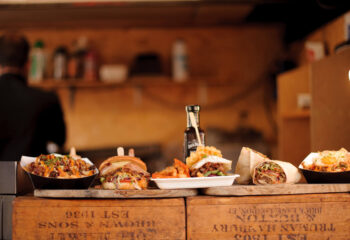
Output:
[253, 159, 301, 184]
[235, 147, 267, 184]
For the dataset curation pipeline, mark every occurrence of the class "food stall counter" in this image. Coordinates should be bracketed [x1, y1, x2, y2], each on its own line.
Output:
[12, 196, 186, 240]
[187, 193, 350, 240]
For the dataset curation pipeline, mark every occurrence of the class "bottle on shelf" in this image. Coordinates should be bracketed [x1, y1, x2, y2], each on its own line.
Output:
[67, 37, 87, 79]
[184, 105, 205, 161]
[29, 40, 46, 83]
[53, 46, 68, 80]
[84, 50, 98, 82]
[172, 38, 188, 82]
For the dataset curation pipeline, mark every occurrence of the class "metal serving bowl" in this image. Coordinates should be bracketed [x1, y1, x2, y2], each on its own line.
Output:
[20, 155, 99, 189]
[299, 152, 350, 183]
[300, 168, 350, 183]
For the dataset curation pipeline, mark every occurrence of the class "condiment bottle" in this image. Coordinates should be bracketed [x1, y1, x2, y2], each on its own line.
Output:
[53, 46, 67, 80]
[83, 50, 98, 81]
[184, 105, 205, 160]
[67, 41, 78, 79]
[29, 40, 46, 83]
[172, 38, 188, 82]
[67, 37, 87, 79]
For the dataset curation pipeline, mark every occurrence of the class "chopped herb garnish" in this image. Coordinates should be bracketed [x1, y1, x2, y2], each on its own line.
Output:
[204, 171, 212, 177]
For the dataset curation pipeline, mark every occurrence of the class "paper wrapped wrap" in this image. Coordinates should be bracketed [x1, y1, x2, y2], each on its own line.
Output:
[235, 147, 268, 184]
[252, 159, 301, 184]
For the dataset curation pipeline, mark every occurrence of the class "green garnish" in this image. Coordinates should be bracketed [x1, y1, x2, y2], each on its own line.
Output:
[100, 177, 105, 183]
[44, 157, 59, 167]
[204, 170, 224, 177]
[217, 171, 225, 176]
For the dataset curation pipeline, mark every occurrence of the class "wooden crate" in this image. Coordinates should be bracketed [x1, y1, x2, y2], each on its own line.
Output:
[13, 197, 185, 240]
[187, 193, 350, 240]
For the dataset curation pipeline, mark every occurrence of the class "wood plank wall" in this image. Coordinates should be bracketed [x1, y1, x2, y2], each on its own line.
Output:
[311, 49, 350, 151]
[277, 65, 311, 166]
[289, 11, 348, 66]
[1, 26, 284, 162]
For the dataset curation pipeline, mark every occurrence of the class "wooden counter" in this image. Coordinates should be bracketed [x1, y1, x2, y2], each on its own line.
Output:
[187, 193, 350, 240]
[12, 197, 186, 240]
[12, 193, 350, 240]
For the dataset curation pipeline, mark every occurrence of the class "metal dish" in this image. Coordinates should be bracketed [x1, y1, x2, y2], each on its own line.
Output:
[20, 156, 98, 189]
[300, 168, 350, 183]
[299, 152, 350, 183]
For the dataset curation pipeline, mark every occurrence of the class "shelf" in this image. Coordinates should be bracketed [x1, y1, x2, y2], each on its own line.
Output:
[28, 76, 238, 90]
[0, 1, 253, 28]
[0, 0, 223, 5]
[281, 110, 310, 120]
[29, 76, 242, 109]
[29, 80, 124, 89]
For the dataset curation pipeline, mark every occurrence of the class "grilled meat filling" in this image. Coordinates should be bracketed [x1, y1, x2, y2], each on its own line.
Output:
[254, 162, 286, 184]
[27, 154, 96, 178]
[100, 164, 150, 190]
[190, 162, 226, 177]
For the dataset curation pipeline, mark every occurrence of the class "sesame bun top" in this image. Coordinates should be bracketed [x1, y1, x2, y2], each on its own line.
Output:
[99, 156, 147, 173]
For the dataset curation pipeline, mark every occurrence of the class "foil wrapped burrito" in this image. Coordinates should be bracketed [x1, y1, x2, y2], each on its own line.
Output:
[252, 160, 301, 184]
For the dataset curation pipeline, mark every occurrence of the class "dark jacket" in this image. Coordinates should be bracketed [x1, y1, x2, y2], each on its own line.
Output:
[0, 73, 66, 161]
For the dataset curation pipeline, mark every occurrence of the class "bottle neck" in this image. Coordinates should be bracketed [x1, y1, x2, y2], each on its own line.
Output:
[186, 111, 200, 128]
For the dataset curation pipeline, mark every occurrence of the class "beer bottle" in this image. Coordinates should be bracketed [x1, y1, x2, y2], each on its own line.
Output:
[184, 105, 205, 160]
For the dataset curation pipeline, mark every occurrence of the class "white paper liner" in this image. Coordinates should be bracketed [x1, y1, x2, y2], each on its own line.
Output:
[298, 152, 320, 169]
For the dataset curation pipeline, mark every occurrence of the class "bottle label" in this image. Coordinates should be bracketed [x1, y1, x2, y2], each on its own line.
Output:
[184, 132, 205, 160]
[54, 54, 66, 79]
[188, 140, 199, 151]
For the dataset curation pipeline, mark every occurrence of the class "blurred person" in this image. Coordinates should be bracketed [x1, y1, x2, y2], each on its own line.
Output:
[0, 33, 66, 161]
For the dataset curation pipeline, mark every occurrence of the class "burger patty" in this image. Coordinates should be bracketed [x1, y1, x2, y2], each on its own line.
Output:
[190, 162, 225, 177]
[102, 167, 150, 183]
[104, 175, 149, 184]
[123, 166, 150, 177]
[101, 162, 150, 178]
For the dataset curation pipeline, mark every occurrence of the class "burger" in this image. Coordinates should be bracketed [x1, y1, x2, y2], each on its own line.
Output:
[99, 155, 150, 190]
[186, 146, 232, 177]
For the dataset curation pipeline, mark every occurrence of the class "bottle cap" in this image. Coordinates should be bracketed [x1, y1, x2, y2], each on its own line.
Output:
[34, 40, 44, 48]
[54, 46, 67, 55]
[186, 105, 200, 112]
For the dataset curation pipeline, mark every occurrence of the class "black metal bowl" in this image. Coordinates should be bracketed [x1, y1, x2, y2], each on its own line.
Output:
[25, 172, 98, 189]
[300, 168, 350, 183]
[20, 155, 98, 189]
